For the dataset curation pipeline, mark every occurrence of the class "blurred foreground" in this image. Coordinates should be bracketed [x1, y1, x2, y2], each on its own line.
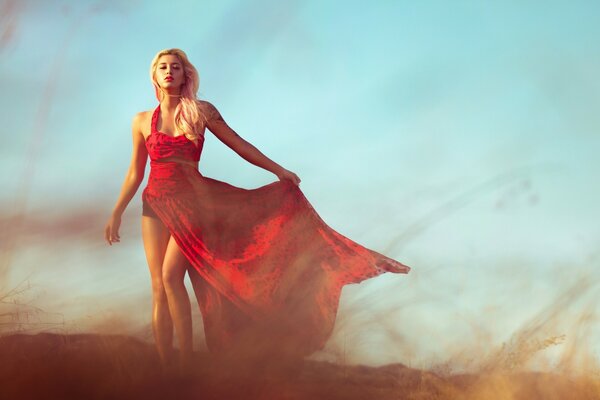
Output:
[1, 333, 600, 400]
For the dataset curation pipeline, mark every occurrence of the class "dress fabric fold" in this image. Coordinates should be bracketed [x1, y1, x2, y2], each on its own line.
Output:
[142, 103, 410, 358]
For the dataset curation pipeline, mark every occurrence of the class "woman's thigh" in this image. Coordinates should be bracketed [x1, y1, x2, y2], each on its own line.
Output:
[162, 235, 191, 285]
[141, 215, 171, 289]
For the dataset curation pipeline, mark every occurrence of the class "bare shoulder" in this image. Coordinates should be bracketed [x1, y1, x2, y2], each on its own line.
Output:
[196, 99, 214, 111]
[136, 109, 154, 122]
[131, 110, 148, 125]
[132, 110, 154, 136]
[196, 99, 223, 121]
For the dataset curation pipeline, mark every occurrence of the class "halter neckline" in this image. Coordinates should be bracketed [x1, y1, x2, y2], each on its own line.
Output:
[152, 104, 185, 138]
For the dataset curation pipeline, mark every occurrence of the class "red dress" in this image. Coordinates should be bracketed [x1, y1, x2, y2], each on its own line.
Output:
[142, 103, 410, 359]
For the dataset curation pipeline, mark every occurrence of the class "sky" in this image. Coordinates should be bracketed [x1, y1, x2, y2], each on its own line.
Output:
[1, 0, 599, 371]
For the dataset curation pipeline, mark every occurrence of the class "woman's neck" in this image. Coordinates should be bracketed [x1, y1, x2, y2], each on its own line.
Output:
[160, 94, 182, 113]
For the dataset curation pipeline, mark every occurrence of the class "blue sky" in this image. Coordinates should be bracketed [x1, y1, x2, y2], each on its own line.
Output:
[1, 0, 599, 370]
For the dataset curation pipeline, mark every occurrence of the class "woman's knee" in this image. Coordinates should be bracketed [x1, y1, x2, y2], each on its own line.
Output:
[161, 236, 189, 290]
[162, 264, 186, 290]
[151, 281, 169, 303]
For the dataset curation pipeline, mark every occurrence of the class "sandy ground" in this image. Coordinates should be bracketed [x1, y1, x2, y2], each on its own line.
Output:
[1, 333, 599, 400]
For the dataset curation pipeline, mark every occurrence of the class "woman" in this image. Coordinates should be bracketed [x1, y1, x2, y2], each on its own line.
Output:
[104, 48, 410, 373]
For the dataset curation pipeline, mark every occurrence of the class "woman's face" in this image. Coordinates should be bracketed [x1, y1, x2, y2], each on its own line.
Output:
[156, 54, 185, 90]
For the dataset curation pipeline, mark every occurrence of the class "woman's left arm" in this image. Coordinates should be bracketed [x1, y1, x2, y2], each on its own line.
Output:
[200, 100, 300, 185]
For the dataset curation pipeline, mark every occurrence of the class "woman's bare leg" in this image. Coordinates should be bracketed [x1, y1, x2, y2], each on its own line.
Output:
[141, 215, 173, 368]
[162, 235, 194, 372]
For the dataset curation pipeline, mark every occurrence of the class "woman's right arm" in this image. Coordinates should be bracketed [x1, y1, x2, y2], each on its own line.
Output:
[104, 112, 148, 245]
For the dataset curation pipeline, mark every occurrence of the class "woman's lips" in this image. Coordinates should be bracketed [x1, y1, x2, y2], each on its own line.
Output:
[165, 77, 173, 81]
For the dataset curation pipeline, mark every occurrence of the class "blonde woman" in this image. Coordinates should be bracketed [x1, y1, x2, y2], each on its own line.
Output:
[104, 48, 410, 373]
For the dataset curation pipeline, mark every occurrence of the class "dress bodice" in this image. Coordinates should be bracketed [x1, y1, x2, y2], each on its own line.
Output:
[145, 104, 204, 162]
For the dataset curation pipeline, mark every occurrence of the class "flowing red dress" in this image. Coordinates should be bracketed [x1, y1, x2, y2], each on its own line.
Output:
[141, 103, 410, 359]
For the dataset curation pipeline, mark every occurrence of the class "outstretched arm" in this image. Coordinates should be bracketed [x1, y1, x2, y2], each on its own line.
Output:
[200, 100, 300, 185]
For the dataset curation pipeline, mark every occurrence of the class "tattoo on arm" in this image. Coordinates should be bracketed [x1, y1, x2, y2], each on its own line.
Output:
[208, 102, 241, 138]
[209, 105, 225, 123]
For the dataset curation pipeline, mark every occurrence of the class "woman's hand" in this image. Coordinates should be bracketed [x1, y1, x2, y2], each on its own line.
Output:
[104, 214, 122, 246]
[277, 168, 301, 186]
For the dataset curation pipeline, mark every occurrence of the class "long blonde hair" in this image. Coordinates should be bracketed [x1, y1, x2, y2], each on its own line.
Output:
[149, 48, 206, 141]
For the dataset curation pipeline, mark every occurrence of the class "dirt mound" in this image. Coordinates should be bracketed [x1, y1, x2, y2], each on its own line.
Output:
[1, 333, 598, 399]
